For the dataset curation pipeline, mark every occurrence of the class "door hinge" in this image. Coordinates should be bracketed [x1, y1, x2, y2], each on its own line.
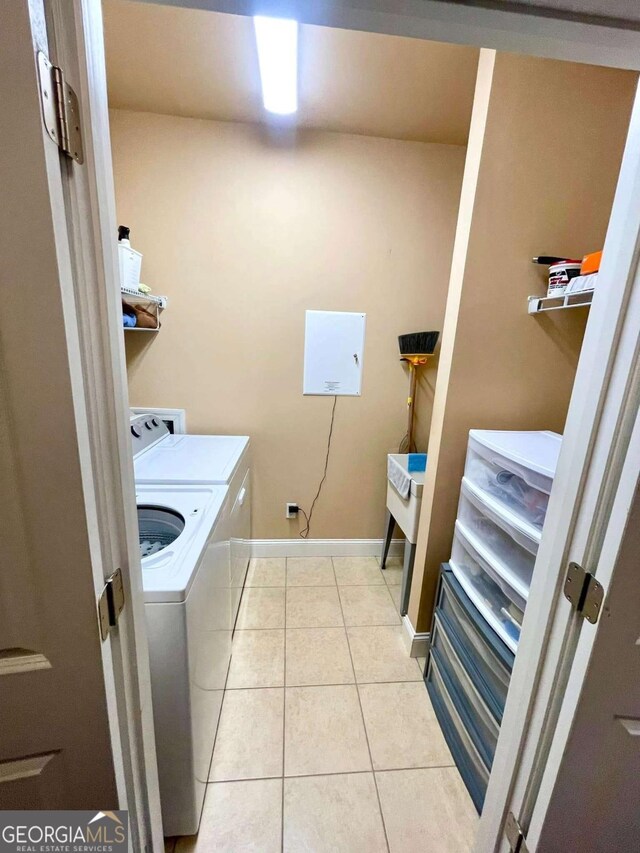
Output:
[563, 561, 604, 624]
[505, 811, 530, 853]
[98, 568, 125, 642]
[36, 50, 84, 164]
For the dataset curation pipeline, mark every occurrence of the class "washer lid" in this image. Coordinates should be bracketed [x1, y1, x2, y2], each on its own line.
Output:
[135, 484, 228, 603]
[134, 434, 250, 485]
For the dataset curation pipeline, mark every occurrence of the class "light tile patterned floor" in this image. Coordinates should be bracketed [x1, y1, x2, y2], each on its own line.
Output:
[168, 556, 478, 852]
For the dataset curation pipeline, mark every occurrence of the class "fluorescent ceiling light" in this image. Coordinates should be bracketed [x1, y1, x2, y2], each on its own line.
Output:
[253, 16, 298, 115]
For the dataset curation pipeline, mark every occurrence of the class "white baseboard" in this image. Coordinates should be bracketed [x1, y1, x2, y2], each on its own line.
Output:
[402, 614, 430, 659]
[249, 538, 406, 559]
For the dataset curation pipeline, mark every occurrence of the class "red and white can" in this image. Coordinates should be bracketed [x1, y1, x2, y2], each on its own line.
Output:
[547, 260, 582, 297]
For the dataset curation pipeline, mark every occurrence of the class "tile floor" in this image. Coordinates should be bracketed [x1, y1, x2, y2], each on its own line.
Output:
[166, 555, 478, 853]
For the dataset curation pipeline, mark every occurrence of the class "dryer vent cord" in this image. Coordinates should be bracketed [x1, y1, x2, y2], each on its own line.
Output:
[299, 395, 338, 539]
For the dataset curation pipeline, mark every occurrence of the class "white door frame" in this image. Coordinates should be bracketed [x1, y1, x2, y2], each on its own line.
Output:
[37, 0, 163, 849]
[50, 1, 640, 850]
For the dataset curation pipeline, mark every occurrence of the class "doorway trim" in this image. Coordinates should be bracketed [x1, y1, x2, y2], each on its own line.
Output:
[43, 0, 163, 848]
[58, 1, 640, 849]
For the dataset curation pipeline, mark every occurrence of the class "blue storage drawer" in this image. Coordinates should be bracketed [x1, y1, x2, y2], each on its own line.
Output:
[426, 652, 489, 813]
[436, 566, 514, 720]
[431, 615, 500, 769]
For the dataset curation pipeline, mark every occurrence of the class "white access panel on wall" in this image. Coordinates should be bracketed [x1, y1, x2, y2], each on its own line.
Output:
[303, 310, 366, 396]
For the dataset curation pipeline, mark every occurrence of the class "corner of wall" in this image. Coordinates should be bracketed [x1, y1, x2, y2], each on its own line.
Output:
[407, 48, 496, 632]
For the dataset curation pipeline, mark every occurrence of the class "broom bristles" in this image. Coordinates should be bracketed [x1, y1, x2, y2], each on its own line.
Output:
[398, 330, 439, 356]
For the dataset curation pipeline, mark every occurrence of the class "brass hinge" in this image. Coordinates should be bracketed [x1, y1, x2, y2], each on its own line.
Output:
[36, 50, 84, 164]
[505, 811, 530, 853]
[564, 562, 604, 624]
[98, 568, 125, 642]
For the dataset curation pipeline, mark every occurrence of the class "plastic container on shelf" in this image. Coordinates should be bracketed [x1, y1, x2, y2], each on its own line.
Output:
[450, 523, 523, 653]
[464, 430, 561, 531]
[457, 477, 539, 600]
[118, 243, 142, 290]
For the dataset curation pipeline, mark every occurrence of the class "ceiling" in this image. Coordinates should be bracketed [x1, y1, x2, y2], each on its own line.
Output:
[103, 0, 479, 145]
[485, 0, 640, 26]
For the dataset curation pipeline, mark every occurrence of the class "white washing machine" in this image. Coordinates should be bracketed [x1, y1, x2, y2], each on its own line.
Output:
[137, 484, 228, 836]
[132, 414, 251, 837]
[131, 414, 251, 623]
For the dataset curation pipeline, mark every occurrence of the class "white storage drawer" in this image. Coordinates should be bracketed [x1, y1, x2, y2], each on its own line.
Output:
[450, 523, 522, 653]
[464, 430, 561, 531]
[458, 478, 538, 603]
[455, 518, 528, 612]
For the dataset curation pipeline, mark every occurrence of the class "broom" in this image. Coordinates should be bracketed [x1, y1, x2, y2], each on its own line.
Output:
[398, 331, 439, 453]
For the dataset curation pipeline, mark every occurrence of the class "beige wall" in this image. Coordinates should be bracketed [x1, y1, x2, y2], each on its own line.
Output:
[111, 110, 465, 538]
[408, 52, 637, 632]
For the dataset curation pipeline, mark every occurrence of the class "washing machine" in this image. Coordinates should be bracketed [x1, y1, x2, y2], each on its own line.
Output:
[131, 413, 251, 623]
[131, 415, 251, 837]
[137, 483, 229, 836]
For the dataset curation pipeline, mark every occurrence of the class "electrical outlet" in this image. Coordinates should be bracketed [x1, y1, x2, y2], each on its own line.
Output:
[286, 502, 299, 519]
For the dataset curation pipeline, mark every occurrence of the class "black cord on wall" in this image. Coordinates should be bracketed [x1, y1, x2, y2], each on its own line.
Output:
[298, 395, 338, 539]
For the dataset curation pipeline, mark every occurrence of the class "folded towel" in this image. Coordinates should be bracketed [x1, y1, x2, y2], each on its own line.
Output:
[388, 455, 411, 499]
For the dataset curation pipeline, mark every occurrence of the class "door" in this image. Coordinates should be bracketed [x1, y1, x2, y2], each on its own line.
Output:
[8, 1, 640, 850]
[0, 0, 119, 809]
[535, 468, 640, 851]
[0, 2, 161, 848]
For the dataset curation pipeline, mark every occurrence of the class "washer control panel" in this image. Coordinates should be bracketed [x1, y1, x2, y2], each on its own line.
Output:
[130, 413, 169, 457]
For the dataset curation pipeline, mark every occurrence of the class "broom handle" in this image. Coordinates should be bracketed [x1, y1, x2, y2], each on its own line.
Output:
[407, 363, 417, 452]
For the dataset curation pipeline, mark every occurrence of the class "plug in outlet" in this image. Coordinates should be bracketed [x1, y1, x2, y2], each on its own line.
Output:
[286, 502, 299, 519]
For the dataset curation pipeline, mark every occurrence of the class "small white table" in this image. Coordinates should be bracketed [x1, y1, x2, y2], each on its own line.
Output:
[381, 454, 426, 616]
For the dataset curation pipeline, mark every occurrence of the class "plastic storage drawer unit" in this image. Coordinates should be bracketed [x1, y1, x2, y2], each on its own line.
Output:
[430, 615, 500, 767]
[464, 430, 561, 532]
[426, 653, 489, 813]
[450, 523, 523, 653]
[436, 567, 514, 720]
[457, 478, 539, 605]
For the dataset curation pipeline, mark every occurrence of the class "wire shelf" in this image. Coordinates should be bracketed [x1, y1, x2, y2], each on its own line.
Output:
[121, 286, 167, 308]
[527, 290, 593, 314]
[121, 287, 167, 332]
